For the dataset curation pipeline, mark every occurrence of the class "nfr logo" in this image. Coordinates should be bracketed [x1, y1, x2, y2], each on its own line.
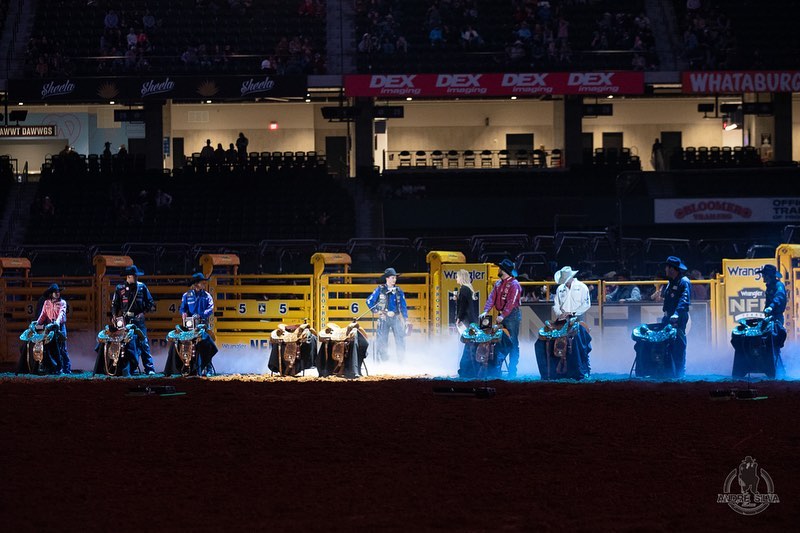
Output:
[369, 75, 416, 88]
[249, 339, 271, 350]
[728, 288, 765, 321]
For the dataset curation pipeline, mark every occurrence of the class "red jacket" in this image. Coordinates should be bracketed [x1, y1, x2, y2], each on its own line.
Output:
[38, 299, 67, 326]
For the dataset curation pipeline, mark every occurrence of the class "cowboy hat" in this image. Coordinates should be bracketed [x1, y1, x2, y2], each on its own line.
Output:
[123, 265, 144, 276]
[554, 266, 579, 285]
[664, 256, 687, 271]
[495, 258, 518, 278]
[381, 267, 400, 280]
[42, 283, 63, 296]
[756, 264, 781, 279]
[188, 272, 212, 286]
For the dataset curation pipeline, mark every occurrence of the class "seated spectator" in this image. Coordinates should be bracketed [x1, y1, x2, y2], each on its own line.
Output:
[261, 56, 276, 73]
[689, 269, 710, 300]
[142, 10, 156, 31]
[605, 271, 641, 303]
[358, 33, 374, 54]
[429, 26, 445, 47]
[127, 28, 138, 48]
[104, 10, 119, 30]
[396, 35, 408, 54]
[200, 140, 214, 163]
[226, 143, 238, 165]
[214, 143, 227, 166]
[461, 26, 484, 49]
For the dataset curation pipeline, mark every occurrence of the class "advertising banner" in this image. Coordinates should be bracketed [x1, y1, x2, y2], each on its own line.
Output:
[0, 124, 57, 138]
[345, 72, 645, 97]
[8, 75, 307, 103]
[654, 198, 800, 224]
[682, 71, 800, 94]
[721, 258, 771, 339]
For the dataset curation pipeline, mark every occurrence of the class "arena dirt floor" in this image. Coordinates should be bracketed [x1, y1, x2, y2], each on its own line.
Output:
[1, 374, 798, 532]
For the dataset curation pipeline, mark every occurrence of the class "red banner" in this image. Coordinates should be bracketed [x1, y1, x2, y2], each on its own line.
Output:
[344, 72, 645, 97]
[682, 71, 800, 94]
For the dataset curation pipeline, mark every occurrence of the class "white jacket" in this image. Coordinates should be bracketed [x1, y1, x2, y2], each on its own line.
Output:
[553, 279, 591, 317]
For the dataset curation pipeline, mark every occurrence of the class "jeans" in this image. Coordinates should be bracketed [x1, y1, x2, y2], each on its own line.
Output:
[376, 314, 406, 361]
[500, 308, 521, 378]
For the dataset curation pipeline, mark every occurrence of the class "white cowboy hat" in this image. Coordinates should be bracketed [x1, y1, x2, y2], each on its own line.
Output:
[554, 266, 579, 285]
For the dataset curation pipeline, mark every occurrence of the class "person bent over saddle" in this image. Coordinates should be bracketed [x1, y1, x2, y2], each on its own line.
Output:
[17, 283, 70, 375]
[112, 265, 156, 375]
[367, 267, 408, 362]
[535, 266, 592, 380]
[164, 273, 219, 376]
[482, 259, 522, 378]
[660, 256, 691, 377]
[731, 263, 786, 379]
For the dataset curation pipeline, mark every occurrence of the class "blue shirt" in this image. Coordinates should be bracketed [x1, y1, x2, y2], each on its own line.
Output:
[367, 285, 408, 318]
[180, 289, 214, 319]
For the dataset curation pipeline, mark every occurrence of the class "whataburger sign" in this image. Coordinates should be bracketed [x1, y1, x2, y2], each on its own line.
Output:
[682, 71, 800, 93]
[344, 72, 645, 97]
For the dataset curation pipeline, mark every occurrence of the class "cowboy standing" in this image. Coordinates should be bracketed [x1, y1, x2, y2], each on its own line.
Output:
[366, 267, 408, 361]
[482, 258, 522, 378]
[661, 256, 691, 377]
[758, 264, 787, 326]
[758, 263, 787, 371]
[548, 265, 593, 378]
[112, 265, 156, 375]
[36, 283, 71, 374]
[177, 272, 219, 375]
[553, 266, 591, 321]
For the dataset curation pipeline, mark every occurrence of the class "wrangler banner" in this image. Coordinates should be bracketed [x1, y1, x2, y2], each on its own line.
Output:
[721, 259, 771, 340]
[344, 72, 645, 97]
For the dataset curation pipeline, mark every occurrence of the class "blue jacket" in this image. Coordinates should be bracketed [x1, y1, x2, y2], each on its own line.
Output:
[765, 280, 787, 325]
[367, 285, 408, 318]
[662, 276, 691, 320]
[180, 289, 214, 319]
[112, 281, 155, 321]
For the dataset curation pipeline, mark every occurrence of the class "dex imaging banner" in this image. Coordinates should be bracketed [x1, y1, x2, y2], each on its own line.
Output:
[654, 198, 800, 223]
[344, 72, 645, 97]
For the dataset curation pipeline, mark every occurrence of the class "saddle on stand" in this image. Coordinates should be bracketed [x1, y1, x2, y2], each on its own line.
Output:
[536, 317, 587, 380]
[731, 316, 785, 379]
[630, 322, 678, 379]
[167, 316, 211, 376]
[270, 322, 316, 376]
[96, 316, 144, 376]
[318, 321, 364, 377]
[19, 322, 56, 374]
[460, 319, 505, 378]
